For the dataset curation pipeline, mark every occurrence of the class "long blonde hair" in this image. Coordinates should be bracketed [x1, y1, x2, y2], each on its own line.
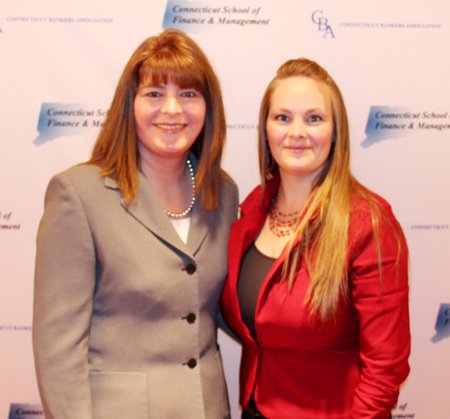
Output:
[88, 29, 228, 209]
[259, 58, 390, 320]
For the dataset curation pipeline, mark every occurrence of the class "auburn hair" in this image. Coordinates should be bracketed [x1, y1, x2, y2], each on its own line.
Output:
[88, 29, 228, 209]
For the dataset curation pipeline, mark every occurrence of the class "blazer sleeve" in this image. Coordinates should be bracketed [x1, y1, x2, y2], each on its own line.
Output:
[349, 202, 410, 418]
[33, 173, 96, 419]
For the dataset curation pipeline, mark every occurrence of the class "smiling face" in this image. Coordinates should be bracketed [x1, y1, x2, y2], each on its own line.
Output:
[134, 80, 206, 164]
[265, 76, 334, 184]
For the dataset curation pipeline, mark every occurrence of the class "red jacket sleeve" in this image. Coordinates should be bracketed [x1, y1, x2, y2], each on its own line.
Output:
[348, 200, 410, 418]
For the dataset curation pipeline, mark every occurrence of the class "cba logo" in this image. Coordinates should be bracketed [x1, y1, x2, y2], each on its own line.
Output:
[311, 10, 335, 38]
[431, 303, 450, 343]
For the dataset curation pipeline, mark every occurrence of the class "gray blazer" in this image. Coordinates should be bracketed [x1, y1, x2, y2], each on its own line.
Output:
[32, 163, 238, 419]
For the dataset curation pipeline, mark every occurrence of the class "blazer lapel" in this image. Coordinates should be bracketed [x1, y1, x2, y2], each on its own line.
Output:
[227, 175, 303, 333]
[104, 173, 188, 254]
[186, 203, 213, 257]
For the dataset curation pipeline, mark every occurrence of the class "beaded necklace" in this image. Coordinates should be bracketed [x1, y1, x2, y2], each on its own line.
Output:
[268, 198, 300, 237]
[163, 159, 196, 219]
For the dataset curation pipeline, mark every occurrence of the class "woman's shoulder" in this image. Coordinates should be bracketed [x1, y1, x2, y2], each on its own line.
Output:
[220, 169, 237, 190]
[350, 184, 393, 217]
[48, 163, 102, 184]
[46, 164, 108, 197]
[56, 163, 102, 180]
[349, 184, 403, 240]
[219, 169, 239, 198]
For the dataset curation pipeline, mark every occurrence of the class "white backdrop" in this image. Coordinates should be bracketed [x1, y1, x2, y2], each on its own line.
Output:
[1, 1, 449, 418]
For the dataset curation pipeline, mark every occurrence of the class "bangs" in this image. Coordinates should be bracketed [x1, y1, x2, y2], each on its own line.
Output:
[139, 55, 206, 93]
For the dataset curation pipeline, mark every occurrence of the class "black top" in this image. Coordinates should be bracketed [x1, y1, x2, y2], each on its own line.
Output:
[237, 242, 275, 338]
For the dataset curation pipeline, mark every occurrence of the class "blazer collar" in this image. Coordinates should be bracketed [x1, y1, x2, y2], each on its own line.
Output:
[103, 157, 212, 258]
[240, 173, 279, 216]
[236, 173, 281, 247]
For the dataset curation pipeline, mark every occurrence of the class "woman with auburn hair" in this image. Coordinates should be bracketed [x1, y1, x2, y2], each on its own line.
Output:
[221, 58, 410, 418]
[33, 29, 238, 419]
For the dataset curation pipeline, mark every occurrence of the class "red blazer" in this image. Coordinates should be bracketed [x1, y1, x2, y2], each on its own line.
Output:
[221, 178, 410, 419]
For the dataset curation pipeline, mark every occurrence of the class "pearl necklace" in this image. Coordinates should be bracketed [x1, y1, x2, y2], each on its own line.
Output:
[163, 159, 196, 219]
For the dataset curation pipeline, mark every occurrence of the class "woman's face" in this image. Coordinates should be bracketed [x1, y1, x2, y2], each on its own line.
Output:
[266, 76, 334, 183]
[134, 80, 206, 162]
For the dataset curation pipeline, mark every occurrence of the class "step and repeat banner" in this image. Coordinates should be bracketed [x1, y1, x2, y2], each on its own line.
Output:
[1, 1, 449, 418]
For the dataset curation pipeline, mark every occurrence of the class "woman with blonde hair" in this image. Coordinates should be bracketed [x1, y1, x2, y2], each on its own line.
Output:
[33, 29, 237, 419]
[221, 58, 410, 418]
